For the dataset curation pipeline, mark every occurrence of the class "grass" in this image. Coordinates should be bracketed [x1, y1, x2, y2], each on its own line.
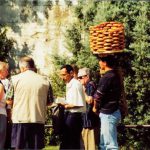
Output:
[44, 146, 59, 150]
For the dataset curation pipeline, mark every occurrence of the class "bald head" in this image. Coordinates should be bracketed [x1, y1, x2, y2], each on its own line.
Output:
[19, 56, 36, 72]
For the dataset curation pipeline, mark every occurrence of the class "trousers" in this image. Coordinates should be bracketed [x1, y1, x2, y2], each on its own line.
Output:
[99, 109, 121, 150]
[0, 114, 7, 149]
[81, 128, 96, 150]
[60, 112, 83, 150]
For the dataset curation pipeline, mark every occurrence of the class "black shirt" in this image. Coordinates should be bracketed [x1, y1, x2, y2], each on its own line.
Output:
[94, 70, 121, 114]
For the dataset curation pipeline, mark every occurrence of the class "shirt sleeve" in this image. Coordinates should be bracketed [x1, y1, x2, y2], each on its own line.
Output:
[86, 82, 96, 96]
[5, 79, 14, 100]
[93, 77, 111, 107]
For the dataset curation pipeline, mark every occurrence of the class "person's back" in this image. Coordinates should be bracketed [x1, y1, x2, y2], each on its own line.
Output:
[12, 70, 49, 123]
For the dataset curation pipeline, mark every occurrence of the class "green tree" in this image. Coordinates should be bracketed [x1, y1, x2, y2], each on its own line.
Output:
[0, 29, 14, 61]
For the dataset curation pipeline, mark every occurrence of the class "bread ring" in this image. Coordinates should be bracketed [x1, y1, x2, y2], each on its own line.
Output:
[106, 24, 113, 27]
[112, 33, 119, 37]
[97, 38, 104, 42]
[97, 41, 104, 44]
[112, 41, 119, 44]
[103, 27, 110, 30]
[97, 30, 103, 33]
[103, 36, 112, 40]
[92, 33, 98, 36]
[113, 37, 119, 40]
[105, 39, 113, 43]
[112, 44, 119, 47]
[98, 34, 104, 38]
[97, 46, 104, 49]
[103, 32, 110, 35]
[104, 47, 112, 50]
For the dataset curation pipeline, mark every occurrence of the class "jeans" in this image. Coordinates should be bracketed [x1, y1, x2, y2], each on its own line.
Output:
[99, 109, 121, 150]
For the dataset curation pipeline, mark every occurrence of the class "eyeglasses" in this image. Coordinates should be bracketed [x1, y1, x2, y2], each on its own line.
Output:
[78, 75, 87, 80]
[78, 76, 82, 80]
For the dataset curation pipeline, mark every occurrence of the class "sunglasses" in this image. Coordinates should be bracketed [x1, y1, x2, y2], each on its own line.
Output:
[78, 75, 87, 79]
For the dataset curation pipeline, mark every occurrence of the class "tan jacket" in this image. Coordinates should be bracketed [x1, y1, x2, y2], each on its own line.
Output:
[11, 70, 50, 124]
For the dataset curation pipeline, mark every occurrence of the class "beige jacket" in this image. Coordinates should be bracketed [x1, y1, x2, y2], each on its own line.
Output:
[11, 70, 50, 124]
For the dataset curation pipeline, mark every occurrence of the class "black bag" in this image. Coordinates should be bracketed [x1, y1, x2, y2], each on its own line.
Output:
[50, 103, 64, 135]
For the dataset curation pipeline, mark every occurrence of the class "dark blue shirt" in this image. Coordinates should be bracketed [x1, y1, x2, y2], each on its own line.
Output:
[94, 70, 121, 114]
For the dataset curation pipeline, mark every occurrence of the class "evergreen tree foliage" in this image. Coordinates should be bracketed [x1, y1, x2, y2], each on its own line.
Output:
[0, 29, 14, 61]
[126, 1, 150, 125]
[65, 24, 83, 58]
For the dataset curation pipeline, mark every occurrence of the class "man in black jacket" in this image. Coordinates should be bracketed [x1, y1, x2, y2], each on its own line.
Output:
[93, 55, 121, 150]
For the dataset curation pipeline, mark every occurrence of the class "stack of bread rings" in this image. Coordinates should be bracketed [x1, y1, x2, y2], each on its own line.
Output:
[89, 22, 125, 53]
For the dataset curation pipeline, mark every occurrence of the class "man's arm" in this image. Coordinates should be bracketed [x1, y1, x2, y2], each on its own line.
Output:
[0, 84, 4, 100]
[93, 89, 104, 113]
[92, 77, 111, 113]
[85, 82, 96, 104]
[5, 79, 14, 106]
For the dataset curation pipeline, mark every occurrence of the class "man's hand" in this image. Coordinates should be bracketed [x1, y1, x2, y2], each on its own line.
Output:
[6, 99, 13, 105]
[92, 106, 97, 113]
[86, 96, 93, 104]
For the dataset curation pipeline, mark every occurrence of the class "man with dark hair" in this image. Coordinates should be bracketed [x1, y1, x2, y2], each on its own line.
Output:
[59, 64, 86, 149]
[71, 64, 79, 79]
[93, 55, 121, 150]
[7, 56, 54, 149]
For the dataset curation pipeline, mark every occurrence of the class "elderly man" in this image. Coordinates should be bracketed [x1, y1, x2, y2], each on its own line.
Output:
[78, 67, 100, 150]
[59, 64, 86, 150]
[7, 56, 53, 149]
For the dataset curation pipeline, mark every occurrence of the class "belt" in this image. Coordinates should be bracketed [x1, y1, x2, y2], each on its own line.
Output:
[65, 111, 82, 115]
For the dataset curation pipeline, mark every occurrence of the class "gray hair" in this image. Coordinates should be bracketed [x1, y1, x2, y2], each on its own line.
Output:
[0, 61, 9, 71]
[19, 56, 35, 70]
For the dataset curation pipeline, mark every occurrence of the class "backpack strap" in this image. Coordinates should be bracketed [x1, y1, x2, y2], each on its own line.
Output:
[0, 80, 6, 93]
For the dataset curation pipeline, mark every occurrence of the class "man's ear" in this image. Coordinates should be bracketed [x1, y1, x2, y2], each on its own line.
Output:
[70, 70, 74, 76]
[20, 67, 26, 72]
[103, 61, 107, 67]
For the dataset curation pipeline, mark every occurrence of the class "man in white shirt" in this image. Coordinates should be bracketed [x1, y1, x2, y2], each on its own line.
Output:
[59, 64, 86, 150]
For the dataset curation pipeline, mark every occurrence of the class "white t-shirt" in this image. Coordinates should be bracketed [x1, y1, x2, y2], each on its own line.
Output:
[0, 79, 10, 116]
[66, 78, 86, 113]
